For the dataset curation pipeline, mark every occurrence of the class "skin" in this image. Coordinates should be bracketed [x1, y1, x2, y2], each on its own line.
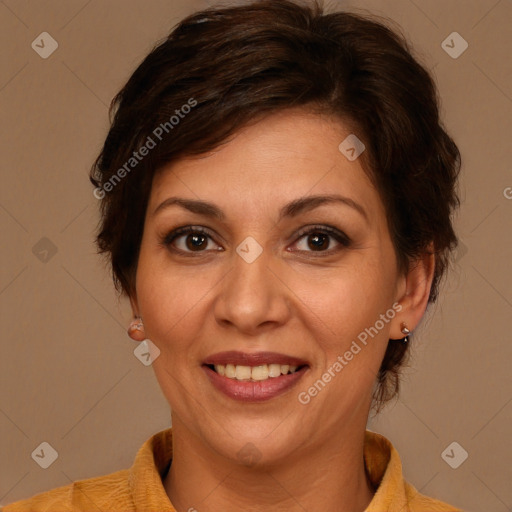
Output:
[129, 109, 435, 512]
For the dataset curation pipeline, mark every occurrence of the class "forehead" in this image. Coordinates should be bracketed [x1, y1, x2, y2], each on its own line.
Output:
[149, 110, 381, 220]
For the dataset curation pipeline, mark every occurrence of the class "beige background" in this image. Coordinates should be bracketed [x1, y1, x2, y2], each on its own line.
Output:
[0, 0, 511, 511]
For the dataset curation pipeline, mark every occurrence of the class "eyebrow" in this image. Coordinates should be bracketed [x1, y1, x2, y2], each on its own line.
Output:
[152, 194, 369, 223]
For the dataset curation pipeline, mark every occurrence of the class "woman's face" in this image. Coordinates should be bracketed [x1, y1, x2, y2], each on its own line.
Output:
[133, 110, 410, 463]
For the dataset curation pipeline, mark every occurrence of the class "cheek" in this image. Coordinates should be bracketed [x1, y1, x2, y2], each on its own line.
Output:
[135, 260, 211, 399]
[135, 250, 219, 351]
[294, 257, 396, 346]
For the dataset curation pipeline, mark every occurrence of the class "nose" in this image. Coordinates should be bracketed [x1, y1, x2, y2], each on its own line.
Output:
[213, 246, 292, 335]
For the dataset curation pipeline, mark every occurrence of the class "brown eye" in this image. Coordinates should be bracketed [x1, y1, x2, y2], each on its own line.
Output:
[185, 233, 209, 251]
[163, 226, 221, 254]
[291, 225, 351, 254]
[306, 233, 330, 251]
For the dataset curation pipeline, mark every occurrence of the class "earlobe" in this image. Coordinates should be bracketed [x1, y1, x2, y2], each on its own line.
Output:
[391, 247, 435, 340]
[128, 294, 145, 342]
[128, 317, 146, 341]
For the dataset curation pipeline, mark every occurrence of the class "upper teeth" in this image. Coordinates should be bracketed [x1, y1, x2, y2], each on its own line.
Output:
[214, 364, 299, 381]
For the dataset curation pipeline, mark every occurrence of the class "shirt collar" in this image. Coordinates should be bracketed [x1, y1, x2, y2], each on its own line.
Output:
[363, 429, 409, 511]
[128, 428, 408, 511]
[129, 427, 175, 511]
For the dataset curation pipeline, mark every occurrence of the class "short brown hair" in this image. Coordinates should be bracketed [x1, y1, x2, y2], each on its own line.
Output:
[90, 0, 460, 411]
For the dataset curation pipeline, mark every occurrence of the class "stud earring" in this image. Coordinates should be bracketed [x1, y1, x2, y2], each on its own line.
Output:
[128, 316, 145, 341]
[400, 322, 411, 344]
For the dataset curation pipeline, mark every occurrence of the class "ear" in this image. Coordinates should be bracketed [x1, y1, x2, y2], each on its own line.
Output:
[390, 245, 436, 339]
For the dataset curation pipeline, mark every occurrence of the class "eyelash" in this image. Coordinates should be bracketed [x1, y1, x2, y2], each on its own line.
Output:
[161, 225, 351, 256]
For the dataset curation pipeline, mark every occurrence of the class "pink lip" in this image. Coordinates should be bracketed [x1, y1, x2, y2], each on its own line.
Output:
[203, 365, 308, 402]
[203, 351, 309, 367]
[202, 351, 310, 403]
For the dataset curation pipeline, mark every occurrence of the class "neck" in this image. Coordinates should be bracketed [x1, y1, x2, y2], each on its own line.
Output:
[163, 418, 375, 512]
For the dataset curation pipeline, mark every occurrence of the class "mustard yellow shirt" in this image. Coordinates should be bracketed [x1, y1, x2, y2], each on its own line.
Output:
[2, 429, 462, 511]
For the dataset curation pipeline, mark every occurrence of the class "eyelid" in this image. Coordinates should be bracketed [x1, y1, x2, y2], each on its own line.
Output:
[163, 225, 213, 243]
[293, 224, 349, 241]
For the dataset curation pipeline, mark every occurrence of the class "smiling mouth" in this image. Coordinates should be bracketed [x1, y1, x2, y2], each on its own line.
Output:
[205, 363, 306, 381]
[202, 351, 310, 401]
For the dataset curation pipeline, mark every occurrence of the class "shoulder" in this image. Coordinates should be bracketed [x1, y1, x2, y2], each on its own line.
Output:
[1, 468, 133, 512]
[404, 481, 463, 511]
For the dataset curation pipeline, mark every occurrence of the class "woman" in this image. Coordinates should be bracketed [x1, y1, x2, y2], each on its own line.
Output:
[4, 0, 462, 510]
